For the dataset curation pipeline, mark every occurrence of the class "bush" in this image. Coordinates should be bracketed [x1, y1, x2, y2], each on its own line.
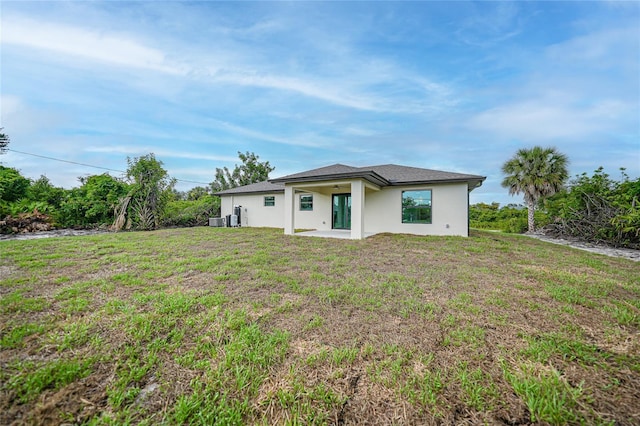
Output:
[161, 195, 221, 228]
[0, 166, 30, 203]
[58, 174, 129, 228]
[544, 168, 640, 248]
[470, 203, 549, 233]
[503, 217, 528, 234]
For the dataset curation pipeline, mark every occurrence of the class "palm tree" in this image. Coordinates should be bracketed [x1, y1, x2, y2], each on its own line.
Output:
[501, 146, 569, 232]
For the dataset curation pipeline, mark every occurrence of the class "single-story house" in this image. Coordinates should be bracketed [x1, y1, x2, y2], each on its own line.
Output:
[215, 164, 485, 239]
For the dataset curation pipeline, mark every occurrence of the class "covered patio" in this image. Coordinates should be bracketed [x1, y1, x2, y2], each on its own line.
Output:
[281, 178, 383, 240]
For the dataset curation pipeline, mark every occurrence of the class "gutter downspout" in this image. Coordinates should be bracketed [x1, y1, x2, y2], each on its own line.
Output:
[467, 187, 470, 237]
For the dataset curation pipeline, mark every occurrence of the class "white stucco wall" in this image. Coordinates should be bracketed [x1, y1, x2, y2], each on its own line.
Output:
[293, 192, 332, 231]
[365, 182, 469, 236]
[219, 181, 470, 237]
[219, 193, 284, 228]
[220, 192, 332, 230]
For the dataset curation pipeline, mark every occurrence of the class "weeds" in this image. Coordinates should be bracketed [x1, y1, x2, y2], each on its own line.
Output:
[502, 361, 586, 424]
[522, 333, 608, 365]
[0, 322, 47, 349]
[5, 358, 94, 403]
[1, 227, 638, 424]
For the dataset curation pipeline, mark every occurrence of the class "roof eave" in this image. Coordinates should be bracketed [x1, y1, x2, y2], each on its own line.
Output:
[215, 189, 285, 196]
[387, 176, 486, 187]
[270, 171, 389, 187]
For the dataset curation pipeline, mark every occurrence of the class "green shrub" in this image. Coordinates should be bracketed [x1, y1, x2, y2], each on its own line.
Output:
[544, 168, 640, 248]
[503, 217, 528, 234]
[161, 195, 221, 227]
[470, 203, 549, 233]
[58, 174, 129, 227]
[0, 166, 30, 203]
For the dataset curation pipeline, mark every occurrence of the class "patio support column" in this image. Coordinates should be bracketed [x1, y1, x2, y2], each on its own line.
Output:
[351, 179, 365, 239]
[284, 185, 295, 235]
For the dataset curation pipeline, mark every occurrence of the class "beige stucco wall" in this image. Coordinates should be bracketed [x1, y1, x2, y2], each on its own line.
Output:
[220, 193, 284, 228]
[293, 191, 332, 231]
[290, 181, 470, 237]
[219, 181, 470, 237]
[364, 182, 469, 237]
[220, 192, 332, 230]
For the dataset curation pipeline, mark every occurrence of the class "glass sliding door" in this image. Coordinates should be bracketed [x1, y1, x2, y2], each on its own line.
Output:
[332, 194, 351, 230]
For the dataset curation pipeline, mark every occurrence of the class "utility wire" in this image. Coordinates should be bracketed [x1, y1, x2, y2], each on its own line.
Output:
[7, 148, 125, 174]
[6, 148, 211, 186]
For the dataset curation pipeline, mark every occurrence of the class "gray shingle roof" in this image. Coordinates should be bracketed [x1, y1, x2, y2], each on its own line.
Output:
[216, 164, 485, 195]
[271, 164, 485, 186]
[214, 180, 284, 196]
[366, 164, 484, 185]
[270, 164, 389, 186]
[271, 164, 360, 180]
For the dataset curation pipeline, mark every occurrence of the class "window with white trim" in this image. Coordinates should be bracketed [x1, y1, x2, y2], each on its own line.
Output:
[300, 194, 313, 211]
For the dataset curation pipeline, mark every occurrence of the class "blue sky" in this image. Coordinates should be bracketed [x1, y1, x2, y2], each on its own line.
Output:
[1, 1, 638, 205]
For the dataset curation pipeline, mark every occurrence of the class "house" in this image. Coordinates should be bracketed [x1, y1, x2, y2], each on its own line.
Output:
[215, 164, 485, 239]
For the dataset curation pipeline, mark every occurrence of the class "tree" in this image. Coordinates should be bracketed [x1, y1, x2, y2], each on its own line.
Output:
[210, 151, 274, 192]
[59, 174, 129, 227]
[28, 176, 65, 209]
[501, 146, 569, 232]
[0, 128, 9, 155]
[186, 186, 210, 201]
[114, 154, 174, 231]
[0, 166, 30, 203]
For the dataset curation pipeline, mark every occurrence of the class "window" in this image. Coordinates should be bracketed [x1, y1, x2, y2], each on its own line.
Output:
[300, 194, 313, 211]
[264, 196, 275, 207]
[402, 190, 432, 224]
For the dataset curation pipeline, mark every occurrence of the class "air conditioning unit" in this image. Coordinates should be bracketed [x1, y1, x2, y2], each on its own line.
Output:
[209, 217, 226, 227]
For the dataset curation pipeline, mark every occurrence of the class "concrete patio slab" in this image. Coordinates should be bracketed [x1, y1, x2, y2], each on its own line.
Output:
[295, 230, 376, 239]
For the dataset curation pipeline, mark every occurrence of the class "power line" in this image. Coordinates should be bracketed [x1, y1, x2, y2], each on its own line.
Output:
[7, 148, 125, 174]
[6, 148, 211, 186]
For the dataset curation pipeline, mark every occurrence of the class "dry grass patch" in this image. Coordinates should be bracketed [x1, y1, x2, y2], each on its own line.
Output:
[1, 227, 639, 425]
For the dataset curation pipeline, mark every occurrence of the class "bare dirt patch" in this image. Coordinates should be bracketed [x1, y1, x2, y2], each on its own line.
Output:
[0, 229, 108, 241]
[1, 366, 111, 426]
[525, 232, 640, 261]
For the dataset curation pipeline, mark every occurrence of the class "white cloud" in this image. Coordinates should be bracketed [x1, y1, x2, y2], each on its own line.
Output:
[468, 98, 629, 142]
[2, 12, 457, 115]
[2, 16, 186, 75]
[547, 26, 639, 66]
[343, 126, 378, 137]
[454, 1, 523, 47]
[85, 146, 238, 163]
[467, 23, 638, 144]
[207, 119, 331, 148]
[0, 95, 67, 136]
[1, 95, 23, 117]
[213, 71, 385, 112]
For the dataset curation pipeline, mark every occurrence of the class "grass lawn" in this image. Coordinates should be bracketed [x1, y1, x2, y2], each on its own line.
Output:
[1, 227, 638, 425]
